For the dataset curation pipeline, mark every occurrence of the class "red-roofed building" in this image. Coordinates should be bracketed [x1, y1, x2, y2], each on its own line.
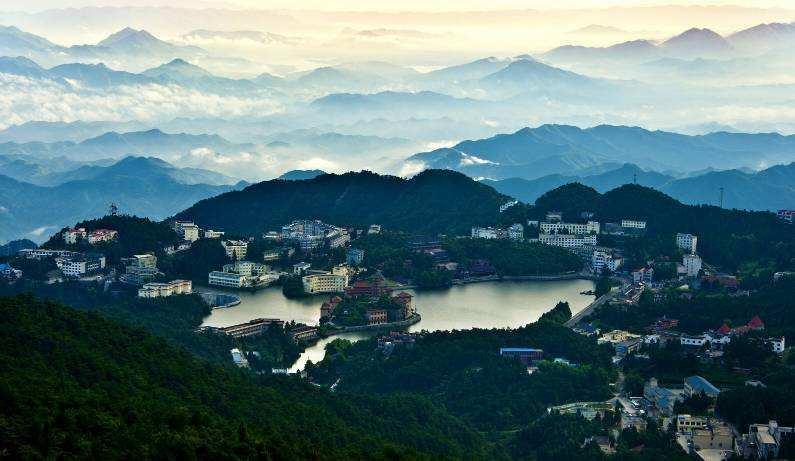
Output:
[747, 316, 765, 330]
[392, 292, 414, 319]
[344, 278, 393, 298]
[717, 324, 731, 335]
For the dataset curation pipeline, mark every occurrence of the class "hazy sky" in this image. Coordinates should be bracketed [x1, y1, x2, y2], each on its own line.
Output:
[7, 0, 794, 12]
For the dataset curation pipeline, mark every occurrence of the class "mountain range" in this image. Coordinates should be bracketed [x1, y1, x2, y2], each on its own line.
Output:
[483, 162, 795, 211]
[406, 124, 795, 179]
[174, 169, 509, 236]
[0, 156, 242, 243]
[0, 128, 248, 162]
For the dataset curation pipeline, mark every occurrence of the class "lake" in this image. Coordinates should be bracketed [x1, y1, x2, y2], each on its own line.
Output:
[201, 279, 596, 371]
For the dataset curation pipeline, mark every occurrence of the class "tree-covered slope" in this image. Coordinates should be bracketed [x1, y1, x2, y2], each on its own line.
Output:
[175, 169, 510, 236]
[0, 294, 499, 459]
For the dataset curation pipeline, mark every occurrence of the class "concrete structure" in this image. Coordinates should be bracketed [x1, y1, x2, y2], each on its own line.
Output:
[766, 336, 786, 354]
[621, 219, 647, 229]
[346, 248, 365, 265]
[87, 229, 118, 244]
[368, 224, 381, 234]
[0, 263, 22, 279]
[499, 200, 518, 212]
[138, 279, 192, 298]
[592, 248, 622, 273]
[676, 233, 698, 254]
[302, 272, 348, 294]
[120, 254, 158, 285]
[777, 209, 794, 224]
[739, 421, 794, 460]
[215, 318, 284, 338]
[230, 348, 249, 368]
[540, 220, 600, 235]
[18, 249, 79, 260]
[293, 262, 311, 275]
[204, 229, 224, 239]
[209, 261, 278, 288]
[684, 375, 720, 399]
[539, 232, 597, 248]
[282, 220, 350, 251]
[173, 221, 200, 242]
[643, 378, 683, 415]
[289, 325, 318, 342]
[499, 347, 544, 366]
[63, 227, 86, 244]
[366, 308, 388, 325]
[632, 267, 654, 285]
[222, 239, 248, 260]
[471, 224, 523, 240]
[58, 253, 106, 277]
[546, 211, 563, 222]
[683, 254, 702, 277]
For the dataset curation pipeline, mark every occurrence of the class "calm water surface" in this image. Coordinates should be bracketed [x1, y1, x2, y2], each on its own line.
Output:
[202, 279, 595, 370]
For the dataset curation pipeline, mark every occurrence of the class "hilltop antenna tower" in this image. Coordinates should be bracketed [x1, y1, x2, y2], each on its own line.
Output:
[108, 203, 119, 216]
[633, 173, 637, 184]
[719, 187, 724, 209]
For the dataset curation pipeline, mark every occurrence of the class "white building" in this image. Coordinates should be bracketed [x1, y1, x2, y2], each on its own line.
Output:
[302, 272, 348, 294]
[56, 253, 106, 277]
[368, 224, 382, 234]
[499, 200, 518, 212]
[683, 254, 702, 277]
[539, 233, 597, 248]
[282, 220, 350, 251]
[546, 211, 563, 222]
[766, 336, 786, 354]
[507, 223, 524, 240]
[230, 348, 249, 368]
[208, 261, 278, 288]
[173, 221, 200, 242]
[676, 233, 698, 254]
[539, 220, 600, 235]
[621, 219, 646, 229]
[204, 229, 224, 239]
[472, 226, 502, 239]
[138, 280, 192, 298]
[293, 262, 311, 275]
[63, 227, 86, 244]
[120, 254, 159, 285]
[592, 249, 622, 273]
[87, 229, 118, 245]
[222, 240, 248, 260]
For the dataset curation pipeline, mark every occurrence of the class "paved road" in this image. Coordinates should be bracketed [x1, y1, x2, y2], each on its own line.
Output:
[564, 285, 620, 328]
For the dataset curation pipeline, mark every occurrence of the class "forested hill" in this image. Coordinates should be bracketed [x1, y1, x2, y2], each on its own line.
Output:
[175, 169, 510, 235]
[534, 183, 795, 271]
[0, 294, 497, 459]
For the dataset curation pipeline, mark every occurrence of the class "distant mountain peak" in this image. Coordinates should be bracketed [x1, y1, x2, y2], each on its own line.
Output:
[662, 27, 732, 55]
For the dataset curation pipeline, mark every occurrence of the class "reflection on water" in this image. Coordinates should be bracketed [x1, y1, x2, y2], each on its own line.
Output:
[202, 279, 595, 370]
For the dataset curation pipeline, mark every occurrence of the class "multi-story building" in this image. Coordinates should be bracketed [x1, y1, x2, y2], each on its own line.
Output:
[676, 233, 698, 254]
[208, 261, 278, 288]
[222, 240, 248, 260]
[302, 272, 348, 294]
[87, 229, 118, 244]
[738, 421, 794, 459]
[632, 267, 653, 285]
[539, 233, 597, 248]
[289, 325, 318, 342]
[592, 249, 622, 273]
[539, 220, 600, 235]
[213, 318, 284, 338]
[777, 209, 794, 224]
[204, 229, 224, 239]
[293, 262, 311, 275]
[683, 254, 702, 277]
[58, 253, 106, 277]
[499, 200, 518, 213]
[472, 224, 524, 240]
[346, 248, 365, 265]
[545, 211, 563, 223]
[138, 279, 192, 298]
[18, 249, 79, 260]
[282, 220, 349, 251]
[368, 224, 382, 234]
[0, 263, 22, 279]
[230, 348, 249, 367]
[767, 336, 786, 354]
[120, 254, 159, 285]
[366, 308, 388, 325]
[499, 348, 544, 366]
[507, 223, 524, 240]
[684, 375, 720, 399]
[63, 227, 87, 244]
[621, 219, 646, 229]
[173, 221, 200, 242]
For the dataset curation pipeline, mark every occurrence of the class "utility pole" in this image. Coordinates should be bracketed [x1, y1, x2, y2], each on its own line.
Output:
[108, 203, 118, 216]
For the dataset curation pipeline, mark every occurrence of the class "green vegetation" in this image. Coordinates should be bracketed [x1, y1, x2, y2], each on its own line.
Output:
[311, 319, 616, 432]
[716, 367, 795, 429]
[43, 215, 180, 264]
[159, 238, 229, 284]
[6, 256, 56, 280]
[176, 169, 509, 236]
[281, 274, 308, 298]
[351, 232, 451, 288]
[443, 237, 583, 276]
[0, 295, 498, 459]
[538, 301, 572, 324]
